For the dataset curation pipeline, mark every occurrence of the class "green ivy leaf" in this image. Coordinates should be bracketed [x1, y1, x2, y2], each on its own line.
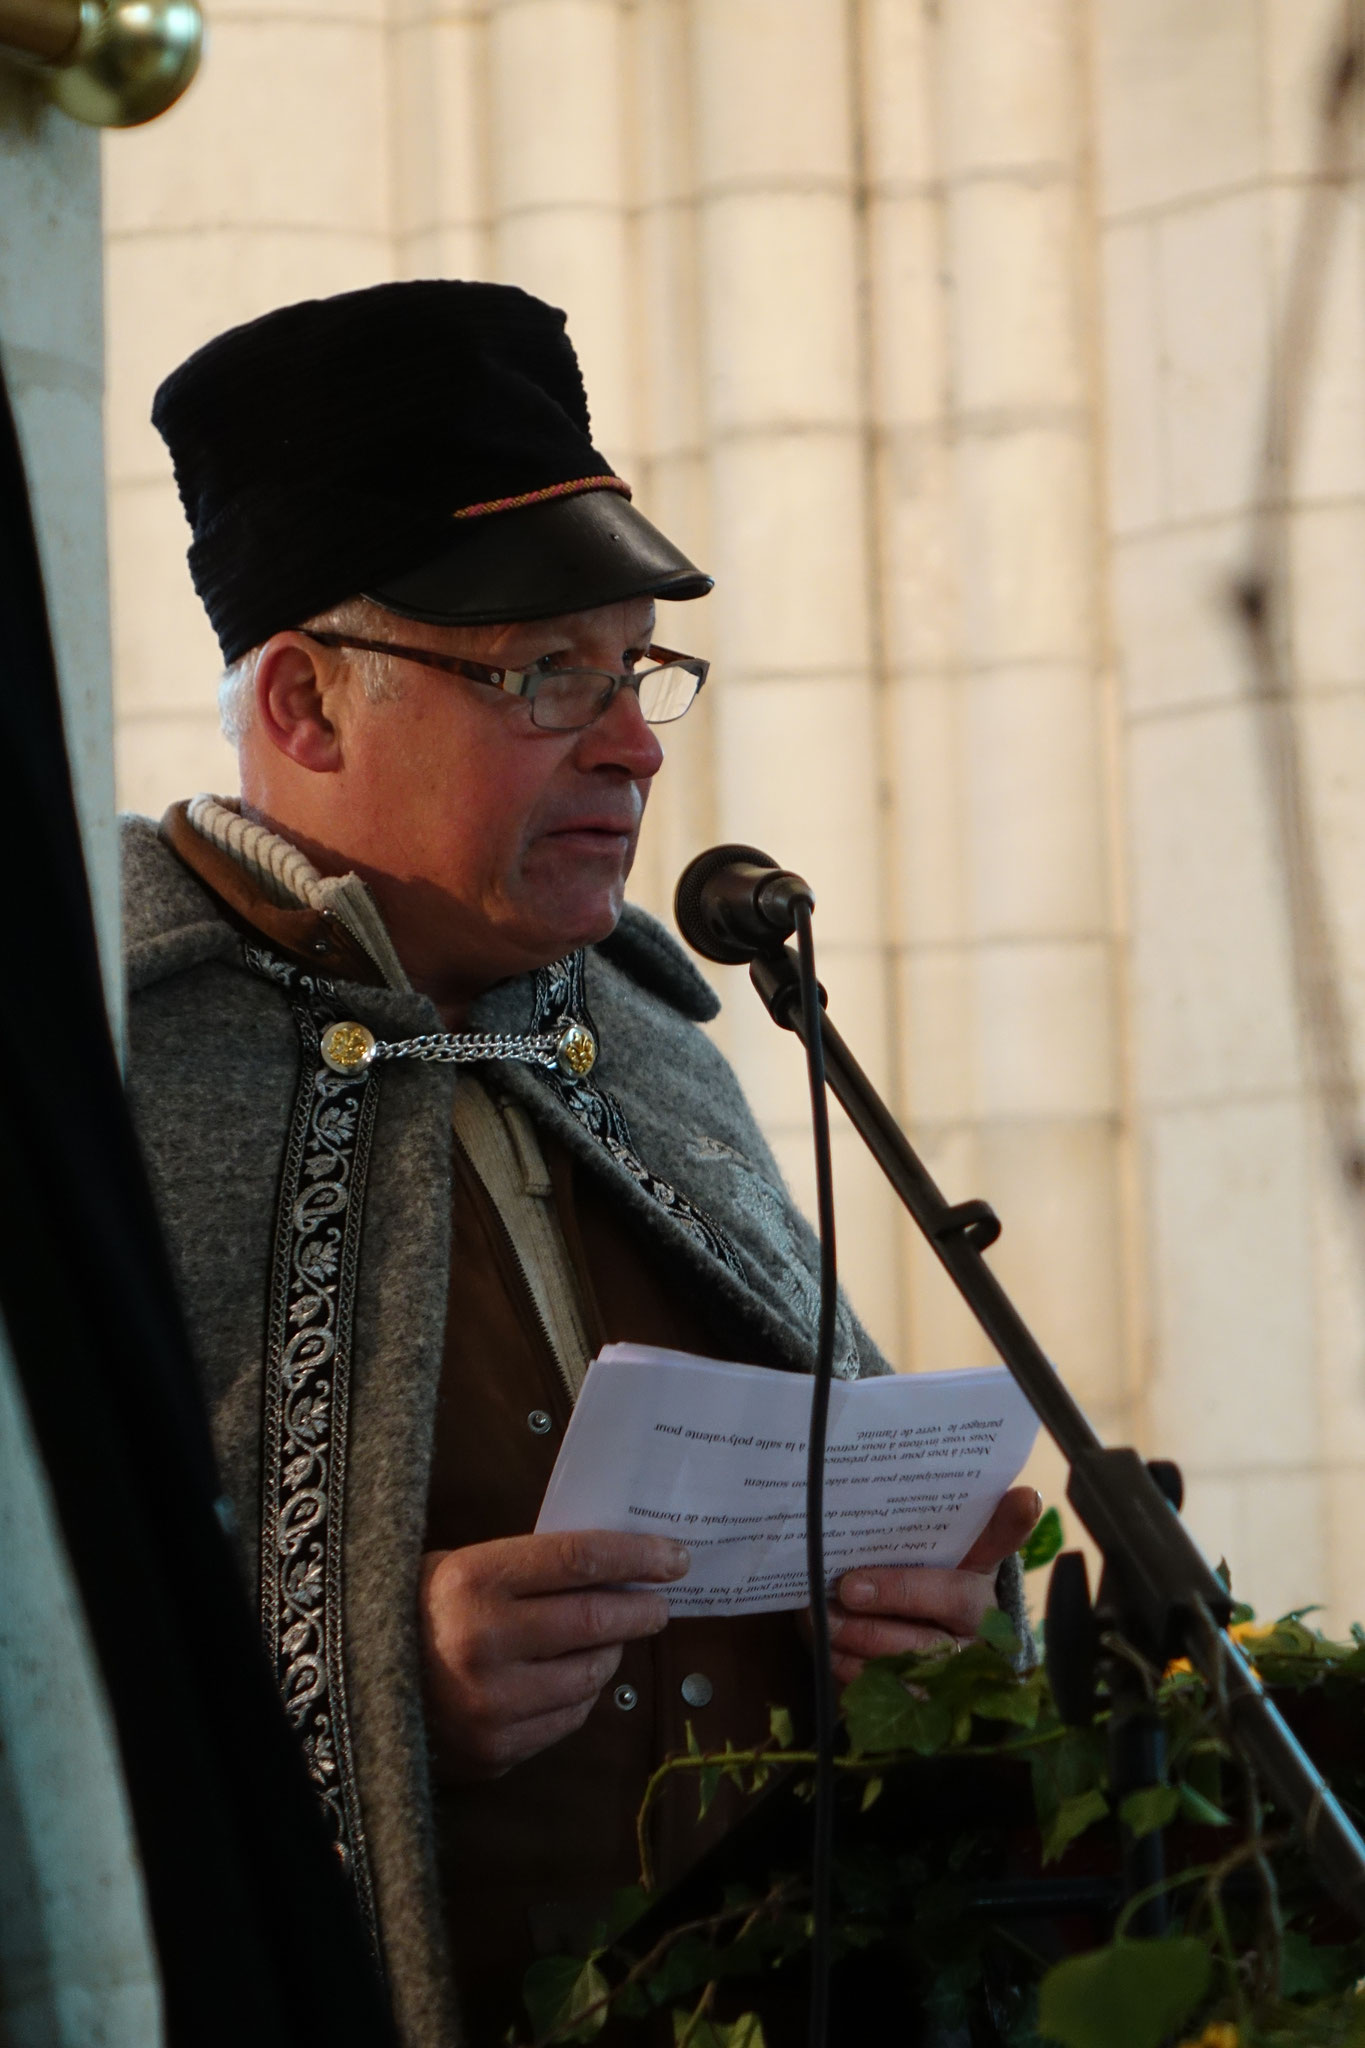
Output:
[972, 1680, 1043, 1729]
[671, 2010, 766, 2048]
[1021, 1506, 1065, 1571]
[768, 1704, 794, 1751]
[1118, 1785, 1179, 1839]
[596, 1886, 648, 1948]
[1037, 1937, 1212, 2048]
[978, 1606, 1022, 1655]
[1042, 1788, 1109, 1864]
[697, 1762, 722, 1819]
[1176, 1782, 1231, 1829]
[1279, 1928, 1361, 2000]
[523, 1955, 610, 2044]
[842, 1663, 952, 1756]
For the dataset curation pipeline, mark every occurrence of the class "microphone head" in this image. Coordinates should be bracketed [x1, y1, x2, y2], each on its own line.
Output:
[674, 842, 778, 964]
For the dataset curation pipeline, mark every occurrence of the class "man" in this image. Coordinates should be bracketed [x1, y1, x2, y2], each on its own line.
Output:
[124, 281, 1038, 2044]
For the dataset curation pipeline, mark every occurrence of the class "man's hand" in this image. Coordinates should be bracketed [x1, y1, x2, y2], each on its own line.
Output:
[419, 1530, 689, 1781]
[812, 1486, 1042, 1687]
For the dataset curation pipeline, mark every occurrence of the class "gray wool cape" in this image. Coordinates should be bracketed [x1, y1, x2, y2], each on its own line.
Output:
[121, 814, 1028, 2047]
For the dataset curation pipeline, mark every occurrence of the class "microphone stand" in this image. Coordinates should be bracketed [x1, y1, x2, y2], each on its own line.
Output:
[747, 942, 1365, 1931]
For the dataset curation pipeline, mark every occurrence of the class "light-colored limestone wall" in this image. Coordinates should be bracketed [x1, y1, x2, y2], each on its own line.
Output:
[104, 0, 1365, 1624]
[1092, 0, 1365, 1624]
[0, 65, 161, 2046]
[105, 0, 397, 813]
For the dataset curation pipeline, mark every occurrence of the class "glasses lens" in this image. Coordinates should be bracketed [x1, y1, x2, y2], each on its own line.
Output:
[636, 663, 700, 724]
[529, 672, 609, 730]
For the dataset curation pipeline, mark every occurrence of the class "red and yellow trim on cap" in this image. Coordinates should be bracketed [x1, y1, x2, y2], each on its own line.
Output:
[450, 474, 632, 522]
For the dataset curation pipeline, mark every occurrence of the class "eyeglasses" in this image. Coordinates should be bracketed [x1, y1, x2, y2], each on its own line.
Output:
[299, 630, 709, 733]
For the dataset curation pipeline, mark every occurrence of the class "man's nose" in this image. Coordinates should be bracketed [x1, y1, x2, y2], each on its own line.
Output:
[573, 681, 665, 780]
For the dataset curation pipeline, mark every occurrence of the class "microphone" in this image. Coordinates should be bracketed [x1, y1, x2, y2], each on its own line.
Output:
[673, 843, 816, 964]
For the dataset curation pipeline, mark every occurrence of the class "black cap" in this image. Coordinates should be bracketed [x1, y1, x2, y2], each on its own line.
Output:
[152, 280, 712, 663]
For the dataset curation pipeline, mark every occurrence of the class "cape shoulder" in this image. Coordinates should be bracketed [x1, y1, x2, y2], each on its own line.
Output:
[119, 813, 240, 990]
[593, 903, 720, 1023]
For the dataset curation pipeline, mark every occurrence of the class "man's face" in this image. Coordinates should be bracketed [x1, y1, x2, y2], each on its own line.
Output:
[271, 594, 667, 1003]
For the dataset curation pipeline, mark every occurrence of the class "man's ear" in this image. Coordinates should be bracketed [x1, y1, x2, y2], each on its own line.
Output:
[255, 633, 345, 773]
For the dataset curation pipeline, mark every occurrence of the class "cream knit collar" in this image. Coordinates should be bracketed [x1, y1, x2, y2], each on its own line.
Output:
[185, 794, 412, 993]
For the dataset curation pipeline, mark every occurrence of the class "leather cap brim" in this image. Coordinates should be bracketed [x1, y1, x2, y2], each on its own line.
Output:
[365, 486, 712, 626]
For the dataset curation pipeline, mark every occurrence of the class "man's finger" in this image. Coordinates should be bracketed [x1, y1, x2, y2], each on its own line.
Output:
[833, 1565, 995, 1639]
[467, 1641, 625, 1723]
[440, 1528, 691, 1600]
[957, 1486, 1042, 1574]
[827, 1614, 957, 1662]
[496, 1585, 671, 1663]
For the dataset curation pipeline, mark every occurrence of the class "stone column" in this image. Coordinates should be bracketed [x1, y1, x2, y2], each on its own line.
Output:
[864, 0, 1131, 1500]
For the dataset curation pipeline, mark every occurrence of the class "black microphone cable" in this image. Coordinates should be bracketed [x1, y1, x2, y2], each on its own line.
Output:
[793, 895, 839, 2048]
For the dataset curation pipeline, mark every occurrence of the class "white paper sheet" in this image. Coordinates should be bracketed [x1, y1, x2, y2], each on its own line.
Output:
[535, 1344, 1039, 1616]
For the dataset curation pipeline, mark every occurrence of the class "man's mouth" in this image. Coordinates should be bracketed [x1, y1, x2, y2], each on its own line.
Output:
[544, 818, 636, 848]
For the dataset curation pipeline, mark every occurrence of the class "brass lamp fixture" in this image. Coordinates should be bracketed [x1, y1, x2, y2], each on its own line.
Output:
[0, 0, 201, 125]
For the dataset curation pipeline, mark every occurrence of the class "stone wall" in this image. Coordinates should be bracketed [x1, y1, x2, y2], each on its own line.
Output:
[104, 0, 1365, 1628]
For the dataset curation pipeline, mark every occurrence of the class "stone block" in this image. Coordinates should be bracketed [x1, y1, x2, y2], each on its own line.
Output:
[973, 938, 1117, 1121]
[1098, 220, 1165, 536]
[708, 428, 871, 674]
[700, 191, 861, 435]
[867, 192, 948, 429]
[1263, 0, 1343, 182]
[1110, 519, 1248, 719]
[102, 20, 392, 235]
[104, 228, 391, 486]
[954, 425, 1093, 667]
[1270, 185, 1365, 507]
[859, 0, 936, 190]
[1295, 689, 1365, 1060]
[115, 709, 239, 818]
[1091, 0, 1262, 217]
[878, 428, 958, 675]
[896, 943, 974, 1126]
[974, 1115, 1126, 1412]
[108, 479, 218, 717]
[632, 0, 698, 210]
[1220, 1470, 1328, 1624]
[489, 0, 624, 214]
[886, 669, 966, 950]
[635, 199, 704, 459]
[949, 177, 1084, 415]
[1125, 700, 1301, 1106]
[493, 207, 638, 465]
[941, 0, 1077, 177]
[964, 661, 1108, 937]
[693, 0, 852, 187]
[1156, 189, 1271, 523]
[713, 671, 885, 946]
[397, 224, 492, 280]
[1323, 1465, 1365, 1630]
[1142, 1096, 1318, 1468]
[391, 17, 487, 236]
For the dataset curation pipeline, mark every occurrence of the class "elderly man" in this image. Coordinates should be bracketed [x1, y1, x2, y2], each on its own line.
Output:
[122, 281, 1038, 2045]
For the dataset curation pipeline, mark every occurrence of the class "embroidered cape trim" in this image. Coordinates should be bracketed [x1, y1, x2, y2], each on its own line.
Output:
[530, 951, 747, 1281]
[247, 943, 383, 1954]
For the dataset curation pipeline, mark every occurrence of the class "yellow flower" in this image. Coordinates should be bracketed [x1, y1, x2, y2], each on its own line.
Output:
[1229, 1621, 1276, 1648]
[1177, 2024, 1239, 2048]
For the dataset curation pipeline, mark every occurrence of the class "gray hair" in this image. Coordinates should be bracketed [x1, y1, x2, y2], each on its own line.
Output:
[218, 596, 404, 744]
